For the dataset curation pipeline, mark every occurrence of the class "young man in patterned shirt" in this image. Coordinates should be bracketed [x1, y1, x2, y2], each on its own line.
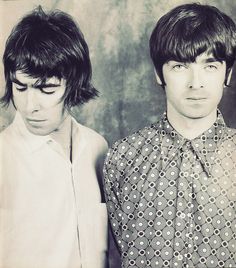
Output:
[104, 3, 236, 268]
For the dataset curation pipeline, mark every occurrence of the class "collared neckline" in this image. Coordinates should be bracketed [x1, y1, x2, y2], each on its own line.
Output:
[158, 110, 226, 176]
[13, 112, 51, 153]
[13, 112, 76, 155]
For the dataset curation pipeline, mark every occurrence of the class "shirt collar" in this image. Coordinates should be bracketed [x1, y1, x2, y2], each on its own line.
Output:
[13, 112, 51, 153]
[159, 110, 226, 176]
[13, 112, 75, 154]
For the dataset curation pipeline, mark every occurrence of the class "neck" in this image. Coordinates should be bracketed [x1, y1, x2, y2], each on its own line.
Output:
[167, 107, 217, 140]
[50, 114, 72, 160]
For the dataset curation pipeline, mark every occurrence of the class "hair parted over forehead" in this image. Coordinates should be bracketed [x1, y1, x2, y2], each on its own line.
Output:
[149, 3, 236, 86]
[2, 5, 98, 107]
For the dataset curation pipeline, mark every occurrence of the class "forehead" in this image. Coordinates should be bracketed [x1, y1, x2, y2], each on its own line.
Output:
[194, 52, 224, 63]
[14, 70, 62, 85]
[166, 52, 225, 64]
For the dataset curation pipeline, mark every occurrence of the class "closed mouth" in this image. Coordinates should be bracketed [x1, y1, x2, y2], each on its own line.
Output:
[186, 97, 207, 100]
[27, 118, 46, 122]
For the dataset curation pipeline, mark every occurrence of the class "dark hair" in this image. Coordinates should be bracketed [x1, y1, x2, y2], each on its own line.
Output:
[2, 6, 98, 107]
[149, 3, 236, 86]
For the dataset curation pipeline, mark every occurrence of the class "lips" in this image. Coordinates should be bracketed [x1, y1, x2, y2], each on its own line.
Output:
[186, 97, 207, 100]
[26, 118, 46, 122]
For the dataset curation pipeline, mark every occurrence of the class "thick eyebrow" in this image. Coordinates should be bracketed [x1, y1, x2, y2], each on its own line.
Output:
[12, 78, 61, 88]
[167, 57, 223, 65]
[11, 78, 27, 87]
[204, 57, 223, 63]
[32, 82, 61, 89]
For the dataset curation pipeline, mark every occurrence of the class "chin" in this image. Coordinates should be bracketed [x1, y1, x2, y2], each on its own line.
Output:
[185, 113, 207, 119]
[26, 126, 52, 136]
[182, 109, 214, 120]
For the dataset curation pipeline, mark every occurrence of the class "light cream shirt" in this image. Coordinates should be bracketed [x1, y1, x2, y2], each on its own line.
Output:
[0, 112, 108, 268]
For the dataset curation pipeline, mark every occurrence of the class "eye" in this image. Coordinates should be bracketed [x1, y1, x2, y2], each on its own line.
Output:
[205, 64, 218, 71]
[172, 64, 187, 71]
[39, 87, 56, 95]
[16, 87, 27, 92]
[14, 84, 27, 92]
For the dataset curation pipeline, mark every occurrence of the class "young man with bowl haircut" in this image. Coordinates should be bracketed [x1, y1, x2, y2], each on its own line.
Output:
[104, 3, 236, 268]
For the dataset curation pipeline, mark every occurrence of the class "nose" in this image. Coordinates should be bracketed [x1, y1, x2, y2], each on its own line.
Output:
[25, 89, 40, 113]
[188, 67, 204, 89]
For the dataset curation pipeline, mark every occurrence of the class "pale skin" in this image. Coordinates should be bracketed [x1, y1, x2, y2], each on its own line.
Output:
[155, 52, 232, 140]
[12, 70, 71, 158]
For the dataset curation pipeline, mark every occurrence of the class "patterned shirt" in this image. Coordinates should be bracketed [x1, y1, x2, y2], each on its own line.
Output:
[104, 111, 236, 268]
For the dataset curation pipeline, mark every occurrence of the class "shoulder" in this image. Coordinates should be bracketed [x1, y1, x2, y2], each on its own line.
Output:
[0, 123, 18, 157]
[225, 126, 236, 135]
[222, 126, 236, 144]
[110, 122, 160, 154]
[216, 126, 236, 157]
[105, 122, 160, 169]
[0, 122, 15, 142]
[73, 119, 108, 153]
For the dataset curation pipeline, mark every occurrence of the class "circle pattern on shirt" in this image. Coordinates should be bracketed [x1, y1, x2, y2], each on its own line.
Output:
[105, 112, 236, 267]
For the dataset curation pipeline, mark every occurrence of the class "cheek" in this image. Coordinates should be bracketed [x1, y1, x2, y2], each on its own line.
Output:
[207, 69, 226, 84]
[12, 91, 26, 109]
[165, 87, 182, 108]
[41, 88, 66, 109]
[47, 102, 66, 119]
[207, 77, 225, 96]
[164, 73, 187, 90]
[39, 95, 64, 109]
[165, 83, 182, 99]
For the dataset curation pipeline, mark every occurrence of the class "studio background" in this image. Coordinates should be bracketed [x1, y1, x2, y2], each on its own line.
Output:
[1, 0, 236, 267]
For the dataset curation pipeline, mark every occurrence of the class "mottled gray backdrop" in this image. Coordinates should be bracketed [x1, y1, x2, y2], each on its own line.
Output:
[1, 0, 236, 267]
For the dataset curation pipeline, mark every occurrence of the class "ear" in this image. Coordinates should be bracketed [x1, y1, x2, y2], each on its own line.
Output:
[154, 68, 162, 85]
[225, 68, 233, 86]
